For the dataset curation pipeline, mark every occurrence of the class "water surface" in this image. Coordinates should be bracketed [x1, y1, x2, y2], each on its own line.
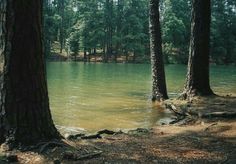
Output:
[47, 63, 236, 132]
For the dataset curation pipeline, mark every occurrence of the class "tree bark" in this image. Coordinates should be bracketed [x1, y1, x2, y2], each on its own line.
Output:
[0, 0, 7, 144]
[0, 0, 60, 146]
[182, 0, 214, 99]
[149, 0, 168, 101]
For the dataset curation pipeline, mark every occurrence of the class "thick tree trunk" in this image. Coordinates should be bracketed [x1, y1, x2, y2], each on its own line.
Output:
[182, 0, 214, 99]
[0, 0, 60, 146]
[0, 0, 7, 144]
[149, 0, 168, 101]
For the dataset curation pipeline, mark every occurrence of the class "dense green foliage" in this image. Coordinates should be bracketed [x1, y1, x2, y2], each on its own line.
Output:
[43, 0, 236, 64]
[211, 0, 236, 64]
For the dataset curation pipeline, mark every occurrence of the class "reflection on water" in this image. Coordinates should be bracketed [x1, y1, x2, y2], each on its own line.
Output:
[47, 63, 236, 132]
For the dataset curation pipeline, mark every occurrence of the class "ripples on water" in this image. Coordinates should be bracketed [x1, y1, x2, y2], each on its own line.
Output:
[47, 63, 236, 132]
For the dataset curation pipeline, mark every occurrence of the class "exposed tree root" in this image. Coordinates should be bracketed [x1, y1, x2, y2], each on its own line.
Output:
[38, 141, 68, 153]
[204, 123, 218, 131]
[165, 99, 236, 125]
[165, 103, 188, 116]
[26, 140, 69, 153]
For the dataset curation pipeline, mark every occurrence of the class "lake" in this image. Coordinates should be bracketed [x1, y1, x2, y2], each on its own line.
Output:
[47, 62, 236, 132]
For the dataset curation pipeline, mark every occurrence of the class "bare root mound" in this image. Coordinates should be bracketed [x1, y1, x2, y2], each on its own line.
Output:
[165, 94, 236, 124]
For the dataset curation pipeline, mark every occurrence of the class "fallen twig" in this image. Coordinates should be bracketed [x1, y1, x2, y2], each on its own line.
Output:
[204, 123, 218, 131]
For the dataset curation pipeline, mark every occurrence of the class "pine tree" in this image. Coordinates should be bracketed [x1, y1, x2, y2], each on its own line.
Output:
[182, 0, 214, 99]
[0, 0, 60, 146]
[150, 0, 168, 101]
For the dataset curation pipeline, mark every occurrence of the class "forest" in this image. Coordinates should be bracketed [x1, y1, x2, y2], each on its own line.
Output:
[0, 0, 236, 163]
[44, 0, 236, 64]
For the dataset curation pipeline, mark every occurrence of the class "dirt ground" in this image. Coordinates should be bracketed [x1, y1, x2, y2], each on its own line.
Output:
[1, 95, 236, 164]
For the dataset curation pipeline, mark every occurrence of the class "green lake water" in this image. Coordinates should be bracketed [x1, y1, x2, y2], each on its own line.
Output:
[47, 62, 236, 132]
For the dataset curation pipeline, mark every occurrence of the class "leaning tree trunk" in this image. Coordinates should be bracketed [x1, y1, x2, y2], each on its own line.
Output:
[182, 0, 214, 99]
[149, 0, 168, 101]
[0, 0, 60, 146]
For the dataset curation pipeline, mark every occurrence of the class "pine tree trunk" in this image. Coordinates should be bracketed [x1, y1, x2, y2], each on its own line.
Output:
[0, 0, 60, 146]
[149, 0, 168, 101]
[182, 0, 214, 99]
[0, 0, 7, 144]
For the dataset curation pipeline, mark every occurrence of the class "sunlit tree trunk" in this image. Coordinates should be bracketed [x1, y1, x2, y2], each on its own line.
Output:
[0, 0, 60, 146]
[149, 0, 168, 101]
[182, 0, 214, 99]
